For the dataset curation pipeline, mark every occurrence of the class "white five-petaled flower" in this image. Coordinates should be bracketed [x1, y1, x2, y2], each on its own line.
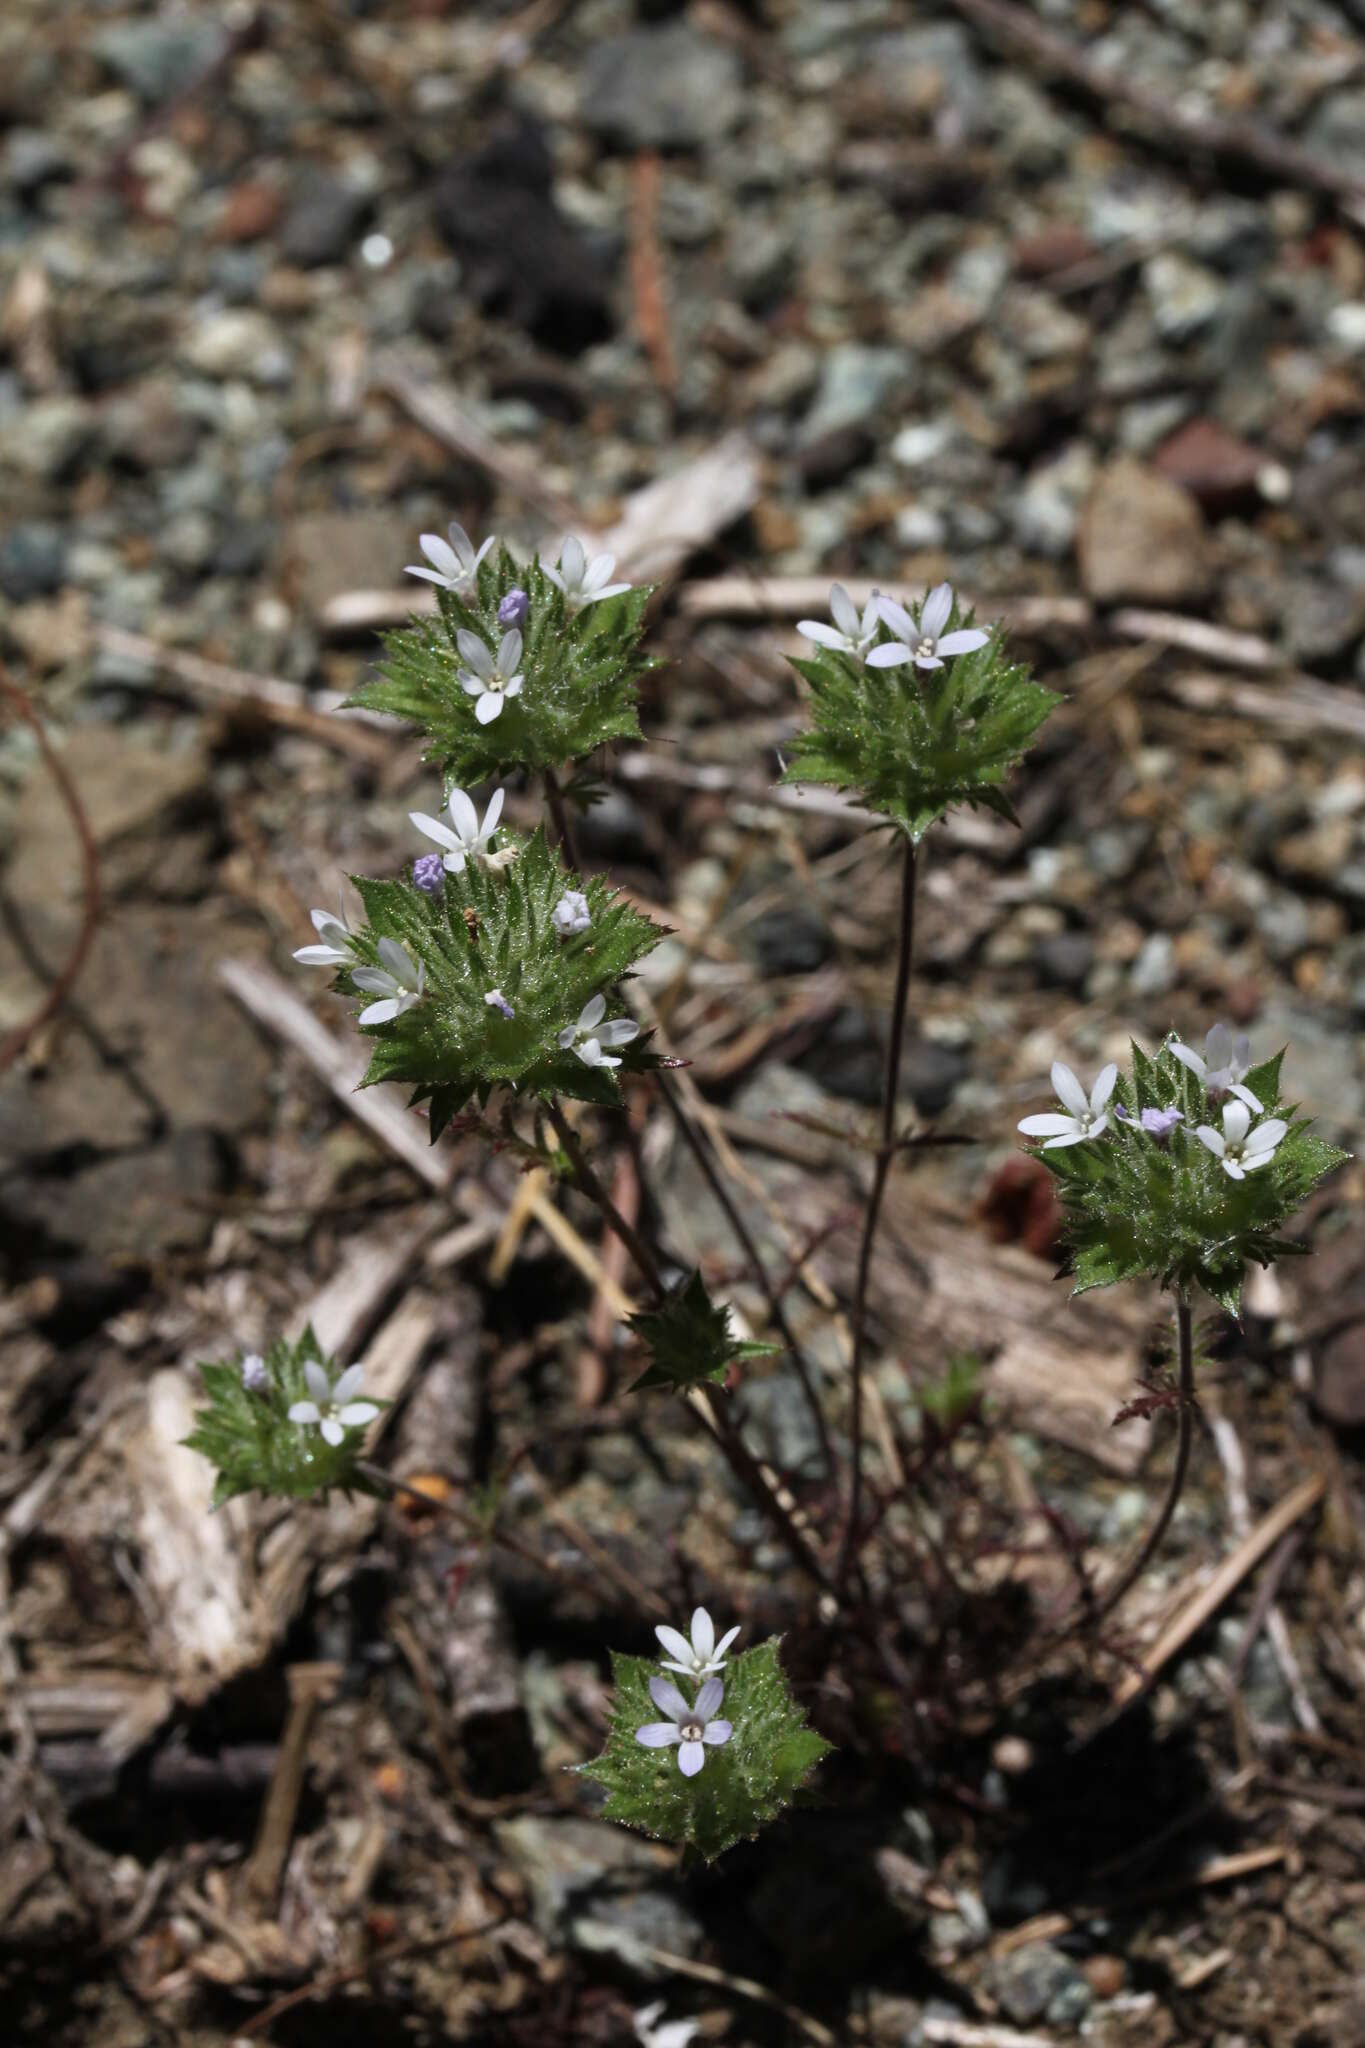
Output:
[457, 628, 524, 725]
[542, 535, 631, 612]
[635, 1675, 732, 1778]
[1018, 1061, 1118, 1149]
[655, 1606, 740, 1680]
[410, 786, 516, 875]
[293, 900, 355, 969]
[351, 938, 425, 1026]
[404, 521, 494, 596]
[1169, 1023, 1262, 1112]
[869, 582, 991, 672]
[796, 583, 883, 665]
[1195, 1098, 1288, 1181]
[552, 889, 591, 938]
[288, 1360, 380, 1447]
[558, 992, 639, 1070]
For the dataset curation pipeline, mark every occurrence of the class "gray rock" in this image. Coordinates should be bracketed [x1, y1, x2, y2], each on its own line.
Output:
[1307, 89, 1365, 185]
[279, 170, 372, 268]
[1077, 457, 1209, 604]
[801, 343, 914, 444]
[1009, 442, 1096, 558]
[736, 1374, 826, 1477]
[1035, 929, 1095, 990]
[8, 396, 97, 482]
[1144, 251, 1225, 342]
[495, 1815, 702, 1978]
[182, 308, 292, 386]
[0, 523, 66, 602]
[1255, 997, 1362, 1131]
[93, 13, 226, 104]
[581, 26, 744, 151]
[1130, 930, 1176, 996]
[0, 1128, 224, 1261]
[730, 221, 796, 311]
[984, 1940, 1091, 2027]
[3, 128, 73, 195]
[864, 25, 986, 139]
[1279, 579, 1365, 666]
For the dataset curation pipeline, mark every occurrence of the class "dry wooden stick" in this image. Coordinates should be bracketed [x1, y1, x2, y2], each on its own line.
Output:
[944, 0, 1365, 227]
[93, 625, 394, 762]
[626, 1942, 839, 2047]
[243, 1661, 340, 1907]
[1110, 1470, 1328, 1710]
[629, 150, 677, 394]
[0, 661, 102, 1074]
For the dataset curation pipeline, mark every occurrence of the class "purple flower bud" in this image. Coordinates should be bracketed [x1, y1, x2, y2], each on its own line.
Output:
[1140, 1106, 1184, 1141]
[498, 587, 529, 629]
[484, 988, 515, 1021]
[413, 853, 446, 897]
[241, 1353, 270, 1395]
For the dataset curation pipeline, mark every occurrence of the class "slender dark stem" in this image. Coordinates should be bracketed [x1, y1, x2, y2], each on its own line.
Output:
[657, 1073, 837, 1481]
[545, 1097, 666, 1301]
[1090, 1293, 1196, 1625]
[545, 1097, 835, 1594]
[544, 763, 581, 871]
[838, 835, 918, 1589]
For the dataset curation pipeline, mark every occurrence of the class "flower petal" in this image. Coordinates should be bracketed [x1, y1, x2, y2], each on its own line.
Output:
[655, 1626, 693, 1665]
[1051, 1063, 1089, 1118]
[358, 997, 400, 1025]
[635, 1722, 681, 1748]
[405, 564, 454, 587]
[1221, 1158, 1246, 1180]
[419, 534, 461, 580]
[702, 1719, 732, 1745]
[1018, 1113, 1078, 1137]
[293, 943, 347, 966]
[1195, 1124, 1225, 1157]
[694, 1676, 723, 1720]
[475, 692, 502, 723]
[455, 629, 493, 673]
[1168, 1040, 1204, 1077]
[865, 642, 913, 667]
[1042, 1129, 1092, 1148]
[935, 627, 990, 657]
[498, 629, 523, 671]
[337, 1401, 380, 1426]
[875, 595, 915, 640]
[351, 967, 396, 994]
[712, 1625, 741, 1659]
[1240, 1150, 1275, 1170]
[304, 1360, 331, 1402]
[580, 993, 607, 1030]
[797, 620, 847, 650]
[1204, 1022, 1235, 1071]
[448, 788, 479, 843]
[589, 582, 631, 604]
[332, 1363, 366, 1404]
[920, 582, 953, 639]
[829, 584, 860, 638]
[599, 1019, 639, 1047]
[913, 652, 944, 671]
[648, 1676, 690, 1722]
[690, 1609, 715, 1660]
[288, 1401, 320, 1424]
[483, 786, 505, 836]
[1245, 1118, 1288, 1153]
[321, 1417, 345, 1447]
[1090, 1063, 1118, 1113]
[1228, 1081, 1264, 1113]
[677, 1741, 705, 1777]
[411, 811, 460, 854]
[1222, 1098, 1252, 1145]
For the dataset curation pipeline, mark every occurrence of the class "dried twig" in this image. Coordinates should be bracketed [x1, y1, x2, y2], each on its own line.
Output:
[0, 662, 102, 1073]
[624, 1942, 839, 2047]
[243, 1662, 340, 1907]
[944, 0, 1365, 228]
[629, 151, 676, 394]
[1110, 1470, 1328, 1710]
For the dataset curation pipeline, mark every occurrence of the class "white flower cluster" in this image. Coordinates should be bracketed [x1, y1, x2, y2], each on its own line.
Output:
[635, 1606, 738, 1777]
[798, 580, 990, 671]
[1016, 1023, 1287, 1179]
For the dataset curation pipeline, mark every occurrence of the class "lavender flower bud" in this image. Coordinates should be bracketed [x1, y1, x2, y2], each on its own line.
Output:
[498, 587, 529, 629]
[413, 853, 446, 897]
[241, 1353, 270, 1395]
[552, 889, 591, 938]
[484, 988, 515, 1021]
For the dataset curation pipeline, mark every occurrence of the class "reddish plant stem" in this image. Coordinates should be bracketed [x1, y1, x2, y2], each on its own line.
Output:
[838, 835, 918, 1590]
[544, 1096, 835, 1595]
[1088, 1293, 1196, 1625]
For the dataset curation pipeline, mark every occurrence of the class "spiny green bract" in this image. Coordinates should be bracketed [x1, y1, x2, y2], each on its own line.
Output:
[336, 826, 663, 1139]
[578, 1639, 831, 1863]
[183, 1328, 383, 1509]
[782, 597, 1058, 842]
[349, 546, 656, 793]
[629, 1269, 778, 1392]
[1033, 1041, 1348, 1316]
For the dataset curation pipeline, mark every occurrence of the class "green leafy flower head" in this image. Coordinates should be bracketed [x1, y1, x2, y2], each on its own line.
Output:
[183, 1329, 385, 1508]
[1019, 1027, 1349, 1314]
[349, 529, 656, 794]
[783, 581, 1058, 840]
